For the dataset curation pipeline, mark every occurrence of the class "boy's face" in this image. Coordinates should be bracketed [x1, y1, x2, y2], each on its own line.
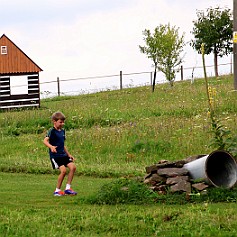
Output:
[53, 119, 65, 130]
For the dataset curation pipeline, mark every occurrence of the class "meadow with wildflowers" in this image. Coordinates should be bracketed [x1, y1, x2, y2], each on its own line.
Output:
[1, 75, 237, 236]
[0, 75, 237, 177]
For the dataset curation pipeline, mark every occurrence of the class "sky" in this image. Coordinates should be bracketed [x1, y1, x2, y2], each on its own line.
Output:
[0, 0, 233, 95]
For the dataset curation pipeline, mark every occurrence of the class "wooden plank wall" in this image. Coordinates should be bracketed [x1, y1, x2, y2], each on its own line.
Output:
[0, 35, 42, 74]
[0, 73, 40, 109]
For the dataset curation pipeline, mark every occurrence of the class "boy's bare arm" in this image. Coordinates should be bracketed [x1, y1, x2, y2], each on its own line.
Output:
[43, 137, 57, 153]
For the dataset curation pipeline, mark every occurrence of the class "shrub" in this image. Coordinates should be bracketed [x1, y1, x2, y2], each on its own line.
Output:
[87, 178, 158, 205]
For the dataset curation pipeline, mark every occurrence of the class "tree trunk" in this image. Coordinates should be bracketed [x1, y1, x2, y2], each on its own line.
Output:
[214, 48, 218, 78]
[152, 66, 157, 92]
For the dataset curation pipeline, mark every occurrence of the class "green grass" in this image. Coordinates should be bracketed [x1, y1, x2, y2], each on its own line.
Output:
[1, 173, 237, 237]
[1, 75, 237, 236]
[1, 75, 237, 177]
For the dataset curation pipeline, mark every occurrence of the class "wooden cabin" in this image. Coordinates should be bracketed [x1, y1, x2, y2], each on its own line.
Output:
[0, 34, 43, 109]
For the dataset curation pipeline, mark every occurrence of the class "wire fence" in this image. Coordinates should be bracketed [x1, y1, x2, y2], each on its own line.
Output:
[39, 61, 233, 98]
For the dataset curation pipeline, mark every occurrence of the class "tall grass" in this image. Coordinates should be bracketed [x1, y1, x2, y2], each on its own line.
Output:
[0, 75, 237, 177]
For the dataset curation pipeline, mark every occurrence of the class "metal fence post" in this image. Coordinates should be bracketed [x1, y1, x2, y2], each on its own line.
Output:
[120, 71, 122, 90]
[57, 77, 60, 96]
[180, 65, 183, 81]
[150, 72, 153, 88]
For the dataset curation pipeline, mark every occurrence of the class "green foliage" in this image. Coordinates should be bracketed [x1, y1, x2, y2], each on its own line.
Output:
[142, 188, 237, 205]
[139, 24, 185, 89]
[201, 44, 237, 157]
[191, 7, 232, 56]
[198, 187, 237, 203]
[209, 117, 237, 157]
[87, 178, 158, 205]
[191, 7, 233, 77]
[87, 177, 237, 205]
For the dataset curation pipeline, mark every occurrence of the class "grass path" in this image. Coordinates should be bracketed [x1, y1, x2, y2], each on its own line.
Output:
[0, 172, 112, 207]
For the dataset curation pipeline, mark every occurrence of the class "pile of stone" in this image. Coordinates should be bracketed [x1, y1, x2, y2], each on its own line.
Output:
[144, 155, 209, 194]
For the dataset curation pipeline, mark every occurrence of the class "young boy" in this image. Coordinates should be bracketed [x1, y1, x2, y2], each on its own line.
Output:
[43, 111, 77, 196]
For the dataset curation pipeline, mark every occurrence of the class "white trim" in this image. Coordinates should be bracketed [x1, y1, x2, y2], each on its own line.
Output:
[0, 104, 39, 109]
[1, 46, 7, 55]
[0, 85, 10, 88]
[0, 98, 38, 103]
[27, 74, 38, 77]
[28, 93, 39, 96]
[0, 91, 10, 93]
[28, 94, 39, 96]
[28, 78, 38, 81]
[28, 88, 39, 91]
[0, 86, 10, 89]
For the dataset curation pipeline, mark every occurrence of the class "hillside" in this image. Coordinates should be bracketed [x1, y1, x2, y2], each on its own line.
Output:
[0, 75, 236, 177]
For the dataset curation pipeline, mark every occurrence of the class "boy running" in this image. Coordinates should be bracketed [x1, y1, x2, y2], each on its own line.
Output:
[43, 111, 77, 196]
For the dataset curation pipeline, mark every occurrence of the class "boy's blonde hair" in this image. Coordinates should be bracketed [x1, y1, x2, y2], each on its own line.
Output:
[51, 111, 66, 121]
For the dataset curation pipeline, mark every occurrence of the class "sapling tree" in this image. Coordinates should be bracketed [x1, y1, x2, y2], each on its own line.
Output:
[191, 7, 233, 77]
[139, 24, 185, 91]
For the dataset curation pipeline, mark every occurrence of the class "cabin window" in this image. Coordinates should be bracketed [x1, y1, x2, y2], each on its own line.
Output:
[10, 76, 28, 95]
[1, 46, 7, 54]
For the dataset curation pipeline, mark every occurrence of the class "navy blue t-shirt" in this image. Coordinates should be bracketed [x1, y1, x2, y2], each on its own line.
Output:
[46, 127, 67, 159]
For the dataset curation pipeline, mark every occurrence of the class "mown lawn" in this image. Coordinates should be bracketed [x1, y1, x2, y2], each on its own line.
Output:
[1, 172, 237, 237]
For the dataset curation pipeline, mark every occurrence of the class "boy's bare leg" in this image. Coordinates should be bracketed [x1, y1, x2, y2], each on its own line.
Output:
[57, 166, 67, 189]
[66, 162, 76, 185]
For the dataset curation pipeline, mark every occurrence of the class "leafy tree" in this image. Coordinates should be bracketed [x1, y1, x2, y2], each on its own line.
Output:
[139, 24, 185, 91]
[191, 7, 233, 77]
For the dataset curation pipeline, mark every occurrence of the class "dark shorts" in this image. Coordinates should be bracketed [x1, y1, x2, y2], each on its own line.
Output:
[50, 156, 72, 169]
